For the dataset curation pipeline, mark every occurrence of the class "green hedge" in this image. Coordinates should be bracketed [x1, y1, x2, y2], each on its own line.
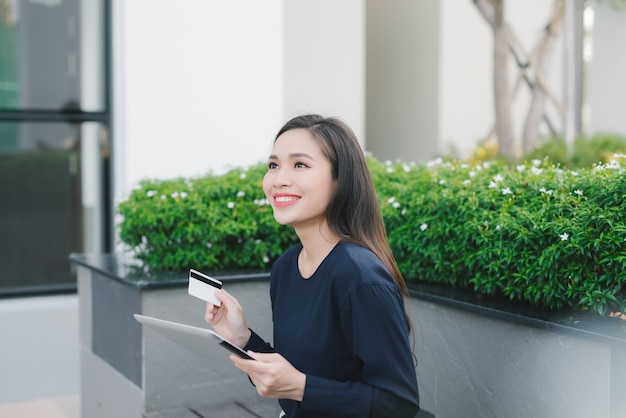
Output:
[118, 163, 297, 272]
[118, 155, 626, 315]
[526, 133, 626, 168]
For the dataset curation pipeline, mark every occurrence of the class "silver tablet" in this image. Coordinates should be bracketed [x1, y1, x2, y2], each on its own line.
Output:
[134, 314, 255, 361]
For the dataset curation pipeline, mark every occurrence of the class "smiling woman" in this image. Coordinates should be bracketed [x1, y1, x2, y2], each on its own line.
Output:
[263, 128, 336, 233]
[205, 114, 420, 418]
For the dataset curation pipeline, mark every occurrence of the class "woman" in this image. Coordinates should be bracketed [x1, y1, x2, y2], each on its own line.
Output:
[205, 114, 420, 417]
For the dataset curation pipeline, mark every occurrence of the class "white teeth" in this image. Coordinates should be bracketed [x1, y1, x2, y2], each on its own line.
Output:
[275, 196, 297, 202]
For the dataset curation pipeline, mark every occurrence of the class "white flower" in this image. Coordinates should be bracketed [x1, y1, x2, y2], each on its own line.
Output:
[496, 225, 501, 231]
[574, 190, 583, 196]
[439, 179, 446, 185]
[386, 167, 394, 173]
[237, 191, 245, 198]
[263, 256, 270, 263]
[571, 171, 578, 176]
[489, 181, 498, 189]
[516, 165, 525, 173]
[392, 202, 401, 209]
[387, 197, 396, 204]
[469, 171, 476, 178]
[240, 173, 247, 179]
[146, 190, 157, 197]
[607, 159, 621, 169]
[401, 209, 407, 216]
[539, 187, 554, 195]
[253, 199, 269, 206]
[227, 201, 235, 209]
[559, 232, 569, 241]
[463, 180, 471, 185]
[255, 239, 262, 244]
[502, 188, 513, 195]
[493, 174, 504, 183]
[426, 157, 443, 167]
[420, 223, 428, 231]
[532, 159, 542, 167]
[206, 242, 213, 249]
[169, 191, 188, 199]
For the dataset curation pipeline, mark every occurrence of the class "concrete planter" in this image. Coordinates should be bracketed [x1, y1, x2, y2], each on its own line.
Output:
[408, 283, 626, 418]
[70, 254, 275, 418]
[70, 254, 626, 418]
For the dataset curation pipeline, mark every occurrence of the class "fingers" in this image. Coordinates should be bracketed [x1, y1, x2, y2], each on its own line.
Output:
[230, 352, 306, 401]
[214, 288, 237, 306]
[230, 352, 283, 375]
[204, 290, 233, 324]
[204, 304, 216, 323]
[204, 290, 250, 346]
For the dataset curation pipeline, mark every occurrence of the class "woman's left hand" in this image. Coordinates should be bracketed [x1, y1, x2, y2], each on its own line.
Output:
[231, 352, 306, 401]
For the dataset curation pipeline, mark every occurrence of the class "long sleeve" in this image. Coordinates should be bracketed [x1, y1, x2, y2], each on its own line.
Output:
[290, 283, 419, 418]
[243, 329, 273, 353]
[270, 243, 419, 418]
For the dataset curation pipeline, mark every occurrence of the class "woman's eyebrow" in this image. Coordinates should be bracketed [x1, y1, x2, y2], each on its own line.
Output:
[268, 152, 315, 160]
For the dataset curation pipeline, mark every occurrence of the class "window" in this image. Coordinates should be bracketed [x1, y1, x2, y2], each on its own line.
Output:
[0, 0, 111, 296]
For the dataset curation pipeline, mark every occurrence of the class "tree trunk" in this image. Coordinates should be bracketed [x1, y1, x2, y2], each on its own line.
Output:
[563, 0, 577, 159]
[493, 1, 516, 159]
[521, 0, 565, 154]
[473, 0, 515, 159]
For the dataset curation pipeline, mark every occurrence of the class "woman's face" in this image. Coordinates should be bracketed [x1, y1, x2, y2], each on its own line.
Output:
[263, 128, 336, 231]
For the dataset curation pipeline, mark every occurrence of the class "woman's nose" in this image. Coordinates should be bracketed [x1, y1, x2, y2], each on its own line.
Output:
[273, 168, 292, 187]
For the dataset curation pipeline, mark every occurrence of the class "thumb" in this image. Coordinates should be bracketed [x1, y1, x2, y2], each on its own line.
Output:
[215, 288, 241, 306]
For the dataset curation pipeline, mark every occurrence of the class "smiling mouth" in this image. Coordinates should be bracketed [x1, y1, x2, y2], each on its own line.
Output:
[275, 196, 299, 203]
[272, 195, 300, 207]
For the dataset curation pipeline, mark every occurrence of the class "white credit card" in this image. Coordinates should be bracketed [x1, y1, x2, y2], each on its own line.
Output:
[188, 269, 222, 306]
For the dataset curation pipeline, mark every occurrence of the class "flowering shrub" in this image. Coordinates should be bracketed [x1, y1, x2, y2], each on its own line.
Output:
[375, 155, 626, 316]
[118, 164, 298, 272]
[118, 155, 626, 315]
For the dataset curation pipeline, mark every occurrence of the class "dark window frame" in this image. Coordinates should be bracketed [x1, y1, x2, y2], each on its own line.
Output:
[0, 0, 114, 296]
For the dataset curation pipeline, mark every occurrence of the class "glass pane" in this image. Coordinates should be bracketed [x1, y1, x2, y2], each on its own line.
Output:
[0, 120, 108, 294]
[0, 0, 105, 111]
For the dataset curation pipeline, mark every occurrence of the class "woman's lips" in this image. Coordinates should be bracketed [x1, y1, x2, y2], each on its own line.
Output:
[272, 194, 300, 207]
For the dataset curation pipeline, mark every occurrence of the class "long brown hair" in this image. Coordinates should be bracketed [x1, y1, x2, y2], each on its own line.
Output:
[276, 114, 412, 332]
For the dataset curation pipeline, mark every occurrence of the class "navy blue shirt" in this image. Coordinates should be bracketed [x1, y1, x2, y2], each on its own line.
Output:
[245, 242, 420, 417]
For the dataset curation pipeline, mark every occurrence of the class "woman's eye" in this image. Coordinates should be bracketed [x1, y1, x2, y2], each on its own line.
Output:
[268, 162, 278, 169]
[294, 162, 308, 168]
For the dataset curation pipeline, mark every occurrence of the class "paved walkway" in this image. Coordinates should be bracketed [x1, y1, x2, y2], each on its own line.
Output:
[144, 396, 281, 418]
[0, 395, 282, 418]
[0, 395, 79, 418]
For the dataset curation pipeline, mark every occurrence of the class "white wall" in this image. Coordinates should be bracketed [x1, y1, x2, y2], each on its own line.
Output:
[588, 3, 626, 136]
[283, 0, 365, 144]
[114, 0, 366, 206]
[110, 0, 625, 213]
[115, 0, 284, 202]
[366, 0, 441, 163]
[0, 295, 79, 403]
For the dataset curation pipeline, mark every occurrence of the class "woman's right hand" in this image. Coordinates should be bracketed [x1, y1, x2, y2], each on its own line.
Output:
[204, 289, 251, 349]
